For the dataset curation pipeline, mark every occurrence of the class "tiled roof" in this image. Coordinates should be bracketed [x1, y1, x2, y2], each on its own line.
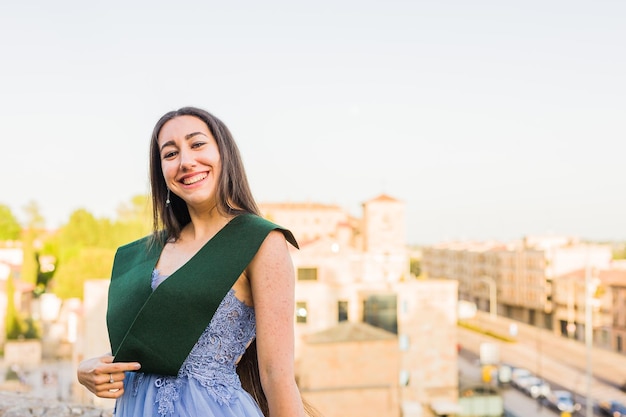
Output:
[305, 321, 396, 344]
[366, 193, 398, 203]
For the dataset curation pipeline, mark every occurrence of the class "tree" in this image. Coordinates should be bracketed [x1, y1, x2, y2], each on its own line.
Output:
[35, 252, 56, 296]
[110, 194, 152, 246]
[410, 257, 421, 277]
[20, 201, 45, 286]
[0, 204, 21, 240]
[45, 195, 152, 299]
[5, 271, 23, 340]
[3, 271, 39, 339]
[52, 247, 116, 299]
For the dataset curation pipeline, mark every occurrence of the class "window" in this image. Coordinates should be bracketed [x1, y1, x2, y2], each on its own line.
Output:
[338, 300, 348, 322]
[296, 301, 308, 323]
[399, 334, 410, 351]
[297, 267, 318, 281]
[363, 294, 397, 334]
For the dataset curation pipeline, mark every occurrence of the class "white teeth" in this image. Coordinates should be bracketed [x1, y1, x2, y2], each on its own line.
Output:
[182, 173, 208, 185]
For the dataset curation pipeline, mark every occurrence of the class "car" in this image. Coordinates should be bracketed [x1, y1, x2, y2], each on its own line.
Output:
[510, 367, 532, 388]
[547, 390, 580, 413]
[598, 399, 626, 416]
[520, 376, 550, 398]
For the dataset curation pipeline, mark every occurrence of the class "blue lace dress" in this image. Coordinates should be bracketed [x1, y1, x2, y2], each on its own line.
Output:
[113, 271, 264, 417]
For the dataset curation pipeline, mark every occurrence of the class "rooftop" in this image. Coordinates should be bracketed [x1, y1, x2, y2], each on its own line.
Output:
[305, 321, 397, 344]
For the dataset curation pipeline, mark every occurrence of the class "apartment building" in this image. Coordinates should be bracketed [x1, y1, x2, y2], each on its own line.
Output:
[422, 236, 612, 329]
[552, 268, 626, 351]
[610, 272, 626, 354]
[261, 195, 459, 417]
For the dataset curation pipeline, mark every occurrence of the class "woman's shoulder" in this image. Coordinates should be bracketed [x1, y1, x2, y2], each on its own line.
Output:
[234, 214, 298, 249]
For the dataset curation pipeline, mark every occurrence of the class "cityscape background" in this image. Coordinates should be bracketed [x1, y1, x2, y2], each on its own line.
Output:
[1, 2, 626, 416]
[1, 0, 625, 245]
[1, 194, 626, 417]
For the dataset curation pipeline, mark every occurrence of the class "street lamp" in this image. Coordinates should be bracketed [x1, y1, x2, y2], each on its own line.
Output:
[584, 263, 600, 417]
[479, 276, 497, 320]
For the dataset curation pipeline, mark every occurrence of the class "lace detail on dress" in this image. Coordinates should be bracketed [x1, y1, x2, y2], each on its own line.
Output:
[155, 376, 182, 416]
[149, 286, 256, 415]
[179, 290, 256, 404]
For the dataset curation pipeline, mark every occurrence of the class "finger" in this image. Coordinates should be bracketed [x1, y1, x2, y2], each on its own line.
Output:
[108, 370, 129, 385]
[101, 362, 142, 374]
[94, 376, 126, 398]
[94, 362, 141, 382]
[96, 386, 125, 399]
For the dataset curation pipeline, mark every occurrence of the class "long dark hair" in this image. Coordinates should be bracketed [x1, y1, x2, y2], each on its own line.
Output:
[148, 107, 319, 416]
[149, 106, 260, 242]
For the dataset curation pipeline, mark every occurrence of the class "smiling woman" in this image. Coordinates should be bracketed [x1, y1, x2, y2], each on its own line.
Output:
[158, 115, 224, 221]
[76, 107, 320, 417]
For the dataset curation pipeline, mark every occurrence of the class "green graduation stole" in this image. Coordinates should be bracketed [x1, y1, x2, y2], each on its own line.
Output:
[107, 214, 297, 376]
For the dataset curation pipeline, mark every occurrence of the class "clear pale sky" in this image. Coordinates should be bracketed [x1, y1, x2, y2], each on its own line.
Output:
[1, 1, 624, 245]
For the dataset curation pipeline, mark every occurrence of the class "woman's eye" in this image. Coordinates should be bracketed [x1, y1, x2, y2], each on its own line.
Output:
[191, 141, 205, 149]
[163, 151, 177, 159]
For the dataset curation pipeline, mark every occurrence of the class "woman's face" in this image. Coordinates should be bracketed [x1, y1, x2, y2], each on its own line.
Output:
[157, 115, 222, 213]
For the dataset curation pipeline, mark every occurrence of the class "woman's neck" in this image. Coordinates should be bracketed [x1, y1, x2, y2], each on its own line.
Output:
[181, 209, 234, 243]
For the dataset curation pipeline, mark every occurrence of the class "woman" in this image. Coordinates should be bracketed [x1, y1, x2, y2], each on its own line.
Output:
[77, 107, 311, 417]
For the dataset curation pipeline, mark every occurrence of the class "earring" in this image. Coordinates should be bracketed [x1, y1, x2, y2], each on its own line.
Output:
[166, 189, 171, 206]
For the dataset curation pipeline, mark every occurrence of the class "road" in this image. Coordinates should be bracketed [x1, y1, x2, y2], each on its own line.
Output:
[459, 311, 626, 416]
[458, 351, 561, 417]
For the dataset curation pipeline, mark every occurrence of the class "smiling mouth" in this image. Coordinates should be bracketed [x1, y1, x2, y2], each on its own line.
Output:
[182, 173, 208, 185]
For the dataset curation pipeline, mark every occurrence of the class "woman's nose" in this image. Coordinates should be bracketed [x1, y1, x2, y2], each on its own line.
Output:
[179, 151, 195, 170]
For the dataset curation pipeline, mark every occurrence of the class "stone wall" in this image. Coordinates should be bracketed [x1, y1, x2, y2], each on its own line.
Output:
[0, 391, 112, 417]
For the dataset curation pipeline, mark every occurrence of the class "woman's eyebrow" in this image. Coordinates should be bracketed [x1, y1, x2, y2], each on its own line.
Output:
[160, 132, 209, 151]
[184, 131, 209, 140]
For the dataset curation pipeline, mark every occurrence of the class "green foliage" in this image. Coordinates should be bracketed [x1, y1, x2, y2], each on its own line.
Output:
[4, 272, 39, 340]
[410, 257, 421, 277]
[613, 242, 626, 260]
[5, 272, 23, 340]
[43, 195, 152, 299]
[5, 368, 19, 381]
[20, 201, 46, 286]
[0, 204, 21, 240]
[22, 317, 41, 339]
[51, 247, 117, 299]
[20, 229, 38, 285]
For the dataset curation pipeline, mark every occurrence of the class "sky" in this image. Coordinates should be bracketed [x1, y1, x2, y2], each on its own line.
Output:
[1, 0, 624, 245]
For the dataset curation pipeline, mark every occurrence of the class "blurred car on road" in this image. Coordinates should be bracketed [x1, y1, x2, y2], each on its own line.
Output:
[598, 399, 626, 416]
[510, 367, 532, 388]
[521, 376, 550, 399]
[513, 375, 550, 399]
[546, 390, 580, 414]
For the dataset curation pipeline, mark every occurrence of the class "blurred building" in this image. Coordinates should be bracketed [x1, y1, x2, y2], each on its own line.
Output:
[297, 321, 399, 417]
[552, 267, 626, 352]
[0, 242, 36, 346]
[553, 268, 626, 342]
[261, 195, 459, 417]
[73, 279, 115, 409]
[422, 236, 613, 331]
[608, 272, 626, 353]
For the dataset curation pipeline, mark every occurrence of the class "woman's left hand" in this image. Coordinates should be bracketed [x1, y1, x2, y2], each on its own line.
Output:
[77, 353, 141, 399]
